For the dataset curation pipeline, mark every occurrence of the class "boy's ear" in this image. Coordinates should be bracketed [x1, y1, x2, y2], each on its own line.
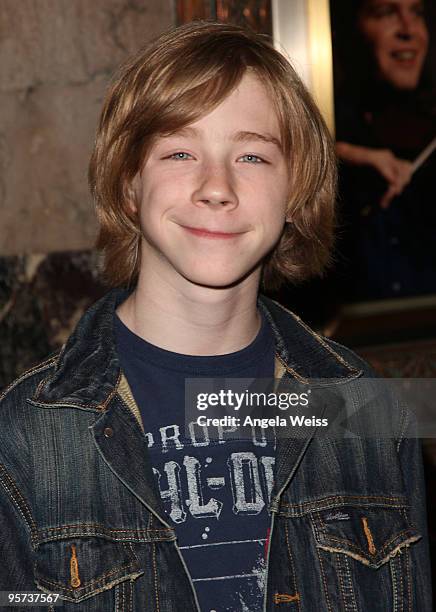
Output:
[285, 208, 293, 223]
[125, 173, 141, 215]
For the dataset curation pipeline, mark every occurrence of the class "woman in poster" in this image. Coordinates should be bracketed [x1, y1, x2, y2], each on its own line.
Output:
[333, 0, 436, 301]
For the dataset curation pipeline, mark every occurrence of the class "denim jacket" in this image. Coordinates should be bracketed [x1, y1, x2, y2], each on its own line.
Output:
[0, 289, 431, 611]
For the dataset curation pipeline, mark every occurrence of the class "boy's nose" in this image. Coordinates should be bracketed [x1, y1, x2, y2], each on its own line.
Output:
[192, 166, 239, 210]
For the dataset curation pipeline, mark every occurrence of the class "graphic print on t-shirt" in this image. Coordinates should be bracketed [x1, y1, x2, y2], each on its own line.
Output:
[114, 312, 276, 612]
[148, 421, 275, 610]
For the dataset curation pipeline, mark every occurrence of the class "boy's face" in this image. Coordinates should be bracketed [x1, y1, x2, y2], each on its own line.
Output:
[129, 73, 290, 291]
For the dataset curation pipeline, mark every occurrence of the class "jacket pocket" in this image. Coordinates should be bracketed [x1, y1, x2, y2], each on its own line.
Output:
[311, 501, 421, 611]
[34, 536, 143, 604]
[311, 504, 421, 567]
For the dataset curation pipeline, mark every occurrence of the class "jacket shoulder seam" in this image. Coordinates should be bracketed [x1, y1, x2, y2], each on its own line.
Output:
[0, 353, 59, 403]
[325, 338, 373, 373]
[265, 298, 362, 376]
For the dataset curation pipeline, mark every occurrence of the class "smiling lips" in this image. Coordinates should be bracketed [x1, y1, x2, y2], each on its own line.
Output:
[390, 49, 420, 64]
[181, 225, 246, 239]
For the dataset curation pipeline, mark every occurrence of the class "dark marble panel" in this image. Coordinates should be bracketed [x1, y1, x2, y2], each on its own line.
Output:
[0, 250, 106, 390]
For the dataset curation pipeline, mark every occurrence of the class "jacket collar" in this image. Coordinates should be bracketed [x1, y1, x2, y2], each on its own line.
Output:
[34, 288, 362, 409]
[258, 296, 362, 381]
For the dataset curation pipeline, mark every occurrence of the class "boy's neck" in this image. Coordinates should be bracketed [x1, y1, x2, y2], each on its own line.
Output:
[116, 268, 262, 357]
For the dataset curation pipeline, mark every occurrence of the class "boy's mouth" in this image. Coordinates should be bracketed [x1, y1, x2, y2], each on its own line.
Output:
[181, 225, 246, 239]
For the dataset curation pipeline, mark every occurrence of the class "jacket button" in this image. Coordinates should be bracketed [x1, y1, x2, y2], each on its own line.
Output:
[104, 427, 114, 438]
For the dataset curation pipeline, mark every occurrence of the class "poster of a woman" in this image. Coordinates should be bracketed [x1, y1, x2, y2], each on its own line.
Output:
[332, 0, 436, 302]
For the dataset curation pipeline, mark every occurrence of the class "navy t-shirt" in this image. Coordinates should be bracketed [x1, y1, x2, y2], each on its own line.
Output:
[114, 312, 276, 612]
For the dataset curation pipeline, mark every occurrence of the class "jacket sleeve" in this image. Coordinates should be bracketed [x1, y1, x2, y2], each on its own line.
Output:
[397, 408, 433, 610]
[0, 380, 38, 591]
[0, 478, 36, 589]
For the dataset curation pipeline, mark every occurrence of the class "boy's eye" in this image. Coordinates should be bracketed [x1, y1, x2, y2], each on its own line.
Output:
[168, 152, 193, 160]
[238, 154, 265, 164]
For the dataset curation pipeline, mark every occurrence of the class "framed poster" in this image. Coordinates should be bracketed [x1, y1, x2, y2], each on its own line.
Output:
[272, 0, 436, 346]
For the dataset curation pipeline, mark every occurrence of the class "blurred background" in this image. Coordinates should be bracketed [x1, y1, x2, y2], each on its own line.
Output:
[0, 0, 435, 599]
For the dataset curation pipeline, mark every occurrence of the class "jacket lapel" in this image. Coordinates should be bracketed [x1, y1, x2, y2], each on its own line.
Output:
[91, 393, 172, 529]
[269, 369, 329, 508]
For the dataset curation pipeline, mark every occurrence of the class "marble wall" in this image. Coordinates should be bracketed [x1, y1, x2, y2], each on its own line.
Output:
[0, 0, 173, 255]
[0, 0, 173, 388]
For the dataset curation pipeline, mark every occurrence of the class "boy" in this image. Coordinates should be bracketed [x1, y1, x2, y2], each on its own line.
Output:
[0, 21, 431, 611]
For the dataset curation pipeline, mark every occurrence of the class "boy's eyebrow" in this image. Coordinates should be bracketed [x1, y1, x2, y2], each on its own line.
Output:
[233, 130, 282, 149]
[165, 126, 282, 149]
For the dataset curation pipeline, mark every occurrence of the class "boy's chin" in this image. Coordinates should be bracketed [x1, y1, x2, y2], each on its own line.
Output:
[181, 264, 261, 291]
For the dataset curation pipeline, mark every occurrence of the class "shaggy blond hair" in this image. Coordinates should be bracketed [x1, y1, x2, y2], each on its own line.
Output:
[89, 21, 337, 289]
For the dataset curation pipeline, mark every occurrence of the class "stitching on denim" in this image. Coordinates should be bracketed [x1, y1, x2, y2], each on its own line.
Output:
[396, 402, 409, 452]
[342, 554, 358, 612]
[31, 365, 120, 412]
[37, 573, 142, 603]
[335, 552, 348, 611]
[337, 553, 358, 612]
[115, 582, 120, 612]
[38, 560, 136, 592]
[390, 556, 399, 612]
[284, 522, 301, 611]
[120, 581, 125, 612]
[397, 554, 405, 612]
[100, 371, 122, 412]
[33, 356, 61, 402]
[318, 536, 420, 569]
[128, 579, 134, 612]
[38, 523, 173, 544]
[0, 464, 38, 544]
[319, 527, 414, 559]
[280, 494, 407, 509]
[289, 320, 360, 376]
[275, 353, 309, 383]
[405, 547, 412, 612]
[313, 514, 333, 612]
[125, 542, 138, 562]
[402, 507, 419, 532]
[266, 298, 361, 376]
[0, 354, 58, 402]
[35, 377, 47, 400]
[41, 524, 171, 533]
[280, 504, 403, 518]
[42, 524, 171, 532]
[399, 555, 405, 612]
[152, 543, 160, 612]
[316, 546, 333, 612]
[38, 531, 176, 544]
[279, 495, 408, 517]
[29, 399, 101, 411]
